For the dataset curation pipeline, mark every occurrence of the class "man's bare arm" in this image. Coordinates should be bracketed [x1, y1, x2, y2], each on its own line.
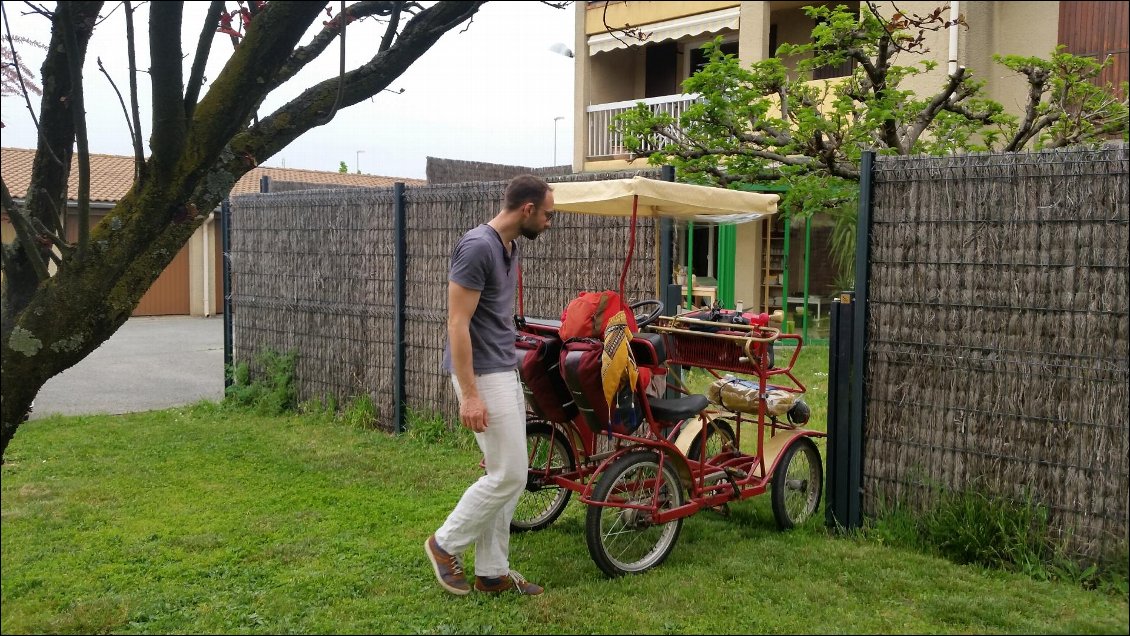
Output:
[448, 280, 489, 432]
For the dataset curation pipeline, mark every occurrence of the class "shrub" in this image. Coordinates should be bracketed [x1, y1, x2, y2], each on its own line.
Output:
[340, 394, 378, 429]
[865, 486, 1129, 594]
[223, 348, 298, 415]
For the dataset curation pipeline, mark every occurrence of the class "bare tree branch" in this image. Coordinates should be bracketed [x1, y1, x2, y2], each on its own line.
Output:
[217, 1, 485, 176]
[599, 0, 649, 48]
[904, 65, 968, 149]
[59, 2, 91, 259]
[2, 3, 60, 166]
[319, 0, 348, 127]
[97, 56, 136, 151]
[270, 1, 404, 92]
[1, 178, 50, 281]
[184, 0, 224, 120]
[124, 1, 145, 183]
[379, 2, 401, 52]
[1003, 64, 1051, 151]
[149, 1, 186, 175]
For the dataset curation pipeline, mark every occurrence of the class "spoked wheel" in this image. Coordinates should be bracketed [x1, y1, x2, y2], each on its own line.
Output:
[511, 421, 576, 532]
[771, 437, 823, 530]
[584, 451, 684, 577]
[687, 418, 737, 463]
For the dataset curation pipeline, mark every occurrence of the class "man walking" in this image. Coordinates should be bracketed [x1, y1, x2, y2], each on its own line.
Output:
[425, 175, 555, 596]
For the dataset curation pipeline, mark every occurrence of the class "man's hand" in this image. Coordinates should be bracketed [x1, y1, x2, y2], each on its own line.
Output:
[460, 395, 489, 433]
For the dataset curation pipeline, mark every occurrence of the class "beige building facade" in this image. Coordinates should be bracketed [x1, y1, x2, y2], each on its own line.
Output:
[572, 1, 1126, 314]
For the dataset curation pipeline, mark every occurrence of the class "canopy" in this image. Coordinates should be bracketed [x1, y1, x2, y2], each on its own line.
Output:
[550, 177, 778, 224]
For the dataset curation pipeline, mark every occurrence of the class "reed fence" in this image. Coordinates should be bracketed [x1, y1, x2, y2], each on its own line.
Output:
[862, 144, 1129, 558]
[229, 169, 661, 426]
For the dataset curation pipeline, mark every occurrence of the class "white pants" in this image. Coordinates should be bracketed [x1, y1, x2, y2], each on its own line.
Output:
[435, 370, 528, 577]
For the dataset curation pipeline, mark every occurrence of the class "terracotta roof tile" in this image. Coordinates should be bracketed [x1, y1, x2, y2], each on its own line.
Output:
[1, 147, 424, 203]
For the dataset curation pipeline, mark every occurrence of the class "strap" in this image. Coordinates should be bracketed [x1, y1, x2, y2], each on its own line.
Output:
[517, 263, 525, 319]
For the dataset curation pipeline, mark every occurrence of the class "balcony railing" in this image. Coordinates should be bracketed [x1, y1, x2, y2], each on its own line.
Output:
[586, 93, 702, 160]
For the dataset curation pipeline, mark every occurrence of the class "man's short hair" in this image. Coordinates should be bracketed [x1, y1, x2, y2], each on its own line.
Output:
[504, 174, 551, 211]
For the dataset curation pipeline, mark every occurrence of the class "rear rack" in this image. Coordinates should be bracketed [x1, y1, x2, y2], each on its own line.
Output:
[648, 315, 805, 390]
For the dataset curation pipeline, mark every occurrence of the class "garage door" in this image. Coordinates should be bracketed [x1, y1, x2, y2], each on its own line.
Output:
[133, 244, 190, 316]
[66, 211, 192, 316]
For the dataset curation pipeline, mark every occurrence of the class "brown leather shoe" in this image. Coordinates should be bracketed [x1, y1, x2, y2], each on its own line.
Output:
[474, 570, 544, 596]
[425, 535, 470, 596]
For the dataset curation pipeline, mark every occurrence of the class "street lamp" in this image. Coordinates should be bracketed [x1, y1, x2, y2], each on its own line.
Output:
[548, 44, 574, 167]
[355, 149, 365, 174]
[553, 116, 564, 166]
[548, 42, 574, 58]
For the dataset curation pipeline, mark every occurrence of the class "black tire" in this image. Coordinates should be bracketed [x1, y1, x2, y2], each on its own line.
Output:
[511, 421, 576, 532]
[687, 418, 737, 464]
[770, 437, 823, 530]
[584, 451, 684, 577]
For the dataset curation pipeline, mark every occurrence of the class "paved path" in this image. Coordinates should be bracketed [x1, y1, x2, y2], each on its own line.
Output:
[30, 315, 226, 419]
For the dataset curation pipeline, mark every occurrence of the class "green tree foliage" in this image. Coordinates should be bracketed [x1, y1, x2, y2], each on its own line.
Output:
[338, 161, 349, 173]
[614, 3, 1129, 284]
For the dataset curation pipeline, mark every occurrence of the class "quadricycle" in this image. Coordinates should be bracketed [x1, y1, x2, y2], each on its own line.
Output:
[505, 177, 826, 577]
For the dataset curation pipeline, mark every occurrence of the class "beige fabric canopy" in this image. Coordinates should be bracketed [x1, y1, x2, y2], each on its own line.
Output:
[550, 177, 778, 223]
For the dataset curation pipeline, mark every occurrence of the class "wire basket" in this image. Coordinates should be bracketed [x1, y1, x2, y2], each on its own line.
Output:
[649, 316, 777, 375]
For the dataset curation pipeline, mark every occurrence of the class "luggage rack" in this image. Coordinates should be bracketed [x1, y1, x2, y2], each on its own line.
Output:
[647, 315, 805, 388]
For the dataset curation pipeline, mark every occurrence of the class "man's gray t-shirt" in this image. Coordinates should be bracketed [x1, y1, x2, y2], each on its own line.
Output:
[442, 224, 519, 375]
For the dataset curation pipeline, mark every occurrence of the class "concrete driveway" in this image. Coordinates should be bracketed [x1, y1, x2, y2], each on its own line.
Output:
[29, 315, 226, 420]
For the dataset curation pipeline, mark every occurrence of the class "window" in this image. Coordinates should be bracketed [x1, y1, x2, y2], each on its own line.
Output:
[811, 13, 856, 80]
[689, 39, 739, 76]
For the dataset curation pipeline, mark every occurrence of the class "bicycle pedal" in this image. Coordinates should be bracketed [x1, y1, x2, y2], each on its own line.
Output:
[723, 466, 748, 479]
[709, 503, 731, 517]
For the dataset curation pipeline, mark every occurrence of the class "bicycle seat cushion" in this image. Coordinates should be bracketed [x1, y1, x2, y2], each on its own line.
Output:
[646, 394, 709, 423]
[561, 338, 644, 436]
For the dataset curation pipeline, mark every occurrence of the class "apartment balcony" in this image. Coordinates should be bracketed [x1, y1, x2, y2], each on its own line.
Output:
[585, 93, 703, 160]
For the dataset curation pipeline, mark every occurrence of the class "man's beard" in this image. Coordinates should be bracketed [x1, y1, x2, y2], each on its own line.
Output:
[520, 224, 542, 240]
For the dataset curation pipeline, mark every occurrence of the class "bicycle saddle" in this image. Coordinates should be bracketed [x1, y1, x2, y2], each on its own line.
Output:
[646, 393, 709, 423]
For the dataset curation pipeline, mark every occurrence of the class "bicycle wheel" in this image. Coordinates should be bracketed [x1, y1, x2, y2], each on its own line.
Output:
[511, 421, 576, 532]
[584, 451, 684, 577]
[687, 418, 737, 463]
[771, 437, 823, 530]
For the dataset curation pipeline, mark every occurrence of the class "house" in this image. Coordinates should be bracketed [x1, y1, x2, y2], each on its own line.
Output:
[1, 147, 424, 316]
[571, 1, 1128, 314]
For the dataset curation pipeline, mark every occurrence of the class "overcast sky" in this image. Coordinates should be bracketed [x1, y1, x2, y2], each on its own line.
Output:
[0, 1, 576, 179]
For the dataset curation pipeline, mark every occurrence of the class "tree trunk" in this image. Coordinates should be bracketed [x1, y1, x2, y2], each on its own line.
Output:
[1, 0, 488, 461]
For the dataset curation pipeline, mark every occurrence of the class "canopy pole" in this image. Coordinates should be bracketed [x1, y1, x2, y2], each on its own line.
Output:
[619, 195, 639, 298]
[686, 221, 694, 309]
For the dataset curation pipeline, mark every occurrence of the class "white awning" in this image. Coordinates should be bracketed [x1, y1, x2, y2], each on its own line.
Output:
[588, 7, 740, 56]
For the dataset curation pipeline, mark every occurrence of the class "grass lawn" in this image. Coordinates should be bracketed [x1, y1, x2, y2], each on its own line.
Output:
[2, 390, 1127, 634]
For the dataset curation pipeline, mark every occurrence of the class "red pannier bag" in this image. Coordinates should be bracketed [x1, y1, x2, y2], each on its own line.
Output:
[559, 337, 647, 436]
[516, 331, 577, 423]
[559, 290, 639, 340]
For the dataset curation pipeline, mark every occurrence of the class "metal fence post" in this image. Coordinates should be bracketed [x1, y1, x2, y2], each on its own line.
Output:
[848, 149, 875, 529]
[393, 182, 407, 434]
[221, 197, 233, 390]
[826, 291, 857, 529]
